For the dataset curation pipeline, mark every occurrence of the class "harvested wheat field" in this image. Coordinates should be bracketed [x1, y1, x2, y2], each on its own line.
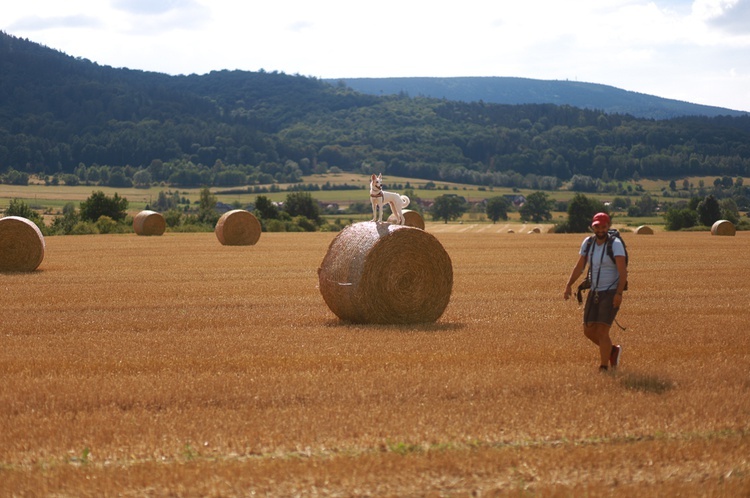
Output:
[1, 230, 749, 496]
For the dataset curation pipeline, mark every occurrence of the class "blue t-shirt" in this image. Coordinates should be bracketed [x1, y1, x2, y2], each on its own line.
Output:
[579, 236, 625, 291]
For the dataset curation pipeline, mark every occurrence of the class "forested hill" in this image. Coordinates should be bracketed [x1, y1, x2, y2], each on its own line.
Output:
[1, 31, 749, 188]
[328, 77, 747, 120]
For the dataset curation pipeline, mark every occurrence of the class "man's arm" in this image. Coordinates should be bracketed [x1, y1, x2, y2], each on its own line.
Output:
[613, 255, 627, 308]
[564, 254, 588, 300]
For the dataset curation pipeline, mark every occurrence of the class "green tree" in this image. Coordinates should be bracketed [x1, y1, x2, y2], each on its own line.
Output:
[48, 203, 79, 235]
[95, 215, 118, 234]
[636, 194, 658, 216]
[197, 187, 219, 224]
[566, 193, 605, 232]
[284, 191, 320, 223]
[519, 191, 553, 223]
[719, 198, 740, 225]
[430, 194, 467, 223]
[664, 206, 698, 231]
[254, 195, 279, 220]
[5, 198, 37, 220]
[107, 169, 133, 188]
[485, 196, 509, 223]
[132, 169, 152, 188]
[697, 194, 722, 227]
[80, 191, 128, 222]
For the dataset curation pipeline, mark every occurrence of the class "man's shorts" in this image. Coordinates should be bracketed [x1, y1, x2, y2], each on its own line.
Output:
[583, 289, 619, 326]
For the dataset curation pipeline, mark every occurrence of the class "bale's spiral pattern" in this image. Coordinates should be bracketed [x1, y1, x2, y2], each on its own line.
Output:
[318, 222, 453, 324]
[635, 225, 654, 235]
[0, 216, 45, 272]
[215, 209, 261, 246]
[133, 210, 166, 236]
[387, 209, 426, 230]
[711, 219, 736, 236]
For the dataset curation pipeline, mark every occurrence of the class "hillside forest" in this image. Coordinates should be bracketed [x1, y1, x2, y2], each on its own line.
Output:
[1, 31, 750, 229]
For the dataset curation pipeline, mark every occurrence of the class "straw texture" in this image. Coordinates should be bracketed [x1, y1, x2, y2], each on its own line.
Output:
[0, 216, 45, 272]
[711, 220, 736, 236]
[318, 221, 453, 324]
[215, 209, 261, 245]
[635, 225, 654, 235]
[387, 209, 425, 230]
[133, 210, 166, 236]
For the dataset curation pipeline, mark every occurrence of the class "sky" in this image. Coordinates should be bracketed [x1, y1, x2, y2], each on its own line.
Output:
[3, 0, 750, 112]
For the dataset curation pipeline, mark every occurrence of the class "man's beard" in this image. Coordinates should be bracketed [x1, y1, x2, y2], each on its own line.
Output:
[596, 232, 608, 240]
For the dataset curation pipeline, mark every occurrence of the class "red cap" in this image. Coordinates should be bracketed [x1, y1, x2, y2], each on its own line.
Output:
[591, 212, 610, 227]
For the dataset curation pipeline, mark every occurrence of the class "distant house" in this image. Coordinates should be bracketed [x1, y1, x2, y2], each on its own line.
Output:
[215, 202, 235, 213]
[504, 194, 526, 207]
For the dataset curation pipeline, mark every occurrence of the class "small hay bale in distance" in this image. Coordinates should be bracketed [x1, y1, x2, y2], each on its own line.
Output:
[133, 210, 166, 236]
[0, 216, 45, 272]
[635, 225, 654, 235]
[711, 219, 736, 236]
[387, 209, 425, 230]
[215, 209, 261, 246]
[318, 221, 453, 324]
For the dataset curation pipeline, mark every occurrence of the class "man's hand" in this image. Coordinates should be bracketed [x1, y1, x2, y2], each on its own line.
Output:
[613, 293, 623, 308]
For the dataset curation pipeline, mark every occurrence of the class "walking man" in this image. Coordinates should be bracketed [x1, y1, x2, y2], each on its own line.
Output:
[563, 212, 628, 372]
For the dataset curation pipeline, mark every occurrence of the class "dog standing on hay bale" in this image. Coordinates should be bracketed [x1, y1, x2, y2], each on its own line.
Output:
[370, 173, 410, 224]
[318, 221, 452, 324]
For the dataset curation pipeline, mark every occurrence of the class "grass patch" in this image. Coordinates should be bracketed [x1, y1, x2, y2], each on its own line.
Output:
[620, 372, 675, 394]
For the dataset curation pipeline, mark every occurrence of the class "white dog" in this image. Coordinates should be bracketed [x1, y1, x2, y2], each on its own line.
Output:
[370, 173, 410, 224]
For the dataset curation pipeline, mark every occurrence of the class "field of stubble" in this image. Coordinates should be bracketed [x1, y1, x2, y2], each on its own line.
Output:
[1, 225, 749, 497]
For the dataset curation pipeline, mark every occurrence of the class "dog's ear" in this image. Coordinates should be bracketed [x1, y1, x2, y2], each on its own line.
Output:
[377, 173, 382, 180]
[371, 174, 376, 181]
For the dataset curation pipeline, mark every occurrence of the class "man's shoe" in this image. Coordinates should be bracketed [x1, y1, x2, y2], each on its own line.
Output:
[610, 345, 622, 368]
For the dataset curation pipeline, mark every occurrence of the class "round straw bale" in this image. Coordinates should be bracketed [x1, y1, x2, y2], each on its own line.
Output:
[711, 219, 736, 236]
[318, 221, 453, 324]
[635, 225, 654, 235]
[133, 210, 166, 236]
[387, 209, 425, 229]
[215, 209, 261, 245]
[0, 216, 45, 272]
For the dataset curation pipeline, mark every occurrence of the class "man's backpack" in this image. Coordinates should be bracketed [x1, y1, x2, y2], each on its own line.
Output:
[576, 229, 629, 304]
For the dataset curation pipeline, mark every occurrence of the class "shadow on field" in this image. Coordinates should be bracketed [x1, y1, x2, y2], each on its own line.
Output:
[618, 371, 675, 394]
[324, 320, 466, 333]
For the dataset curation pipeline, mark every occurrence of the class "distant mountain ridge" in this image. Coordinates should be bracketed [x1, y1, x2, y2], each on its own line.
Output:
[327, 77, 747, 120]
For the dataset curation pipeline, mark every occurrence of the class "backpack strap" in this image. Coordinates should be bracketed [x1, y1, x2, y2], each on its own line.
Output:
[605, 234, 616, 264]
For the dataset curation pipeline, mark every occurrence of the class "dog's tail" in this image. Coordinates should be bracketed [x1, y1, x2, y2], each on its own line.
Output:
[401, 195, 410, 208]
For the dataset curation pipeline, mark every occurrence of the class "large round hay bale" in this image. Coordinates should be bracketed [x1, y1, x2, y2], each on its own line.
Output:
[318, 221, 453, 324]
[711, 219, 736, 236]
[215, 209, 261, 245]
[133, 210, 166, 236]
[387, 209, 425, 229]
[635, 225, 654, 235]
[0, 216, 45, 272]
